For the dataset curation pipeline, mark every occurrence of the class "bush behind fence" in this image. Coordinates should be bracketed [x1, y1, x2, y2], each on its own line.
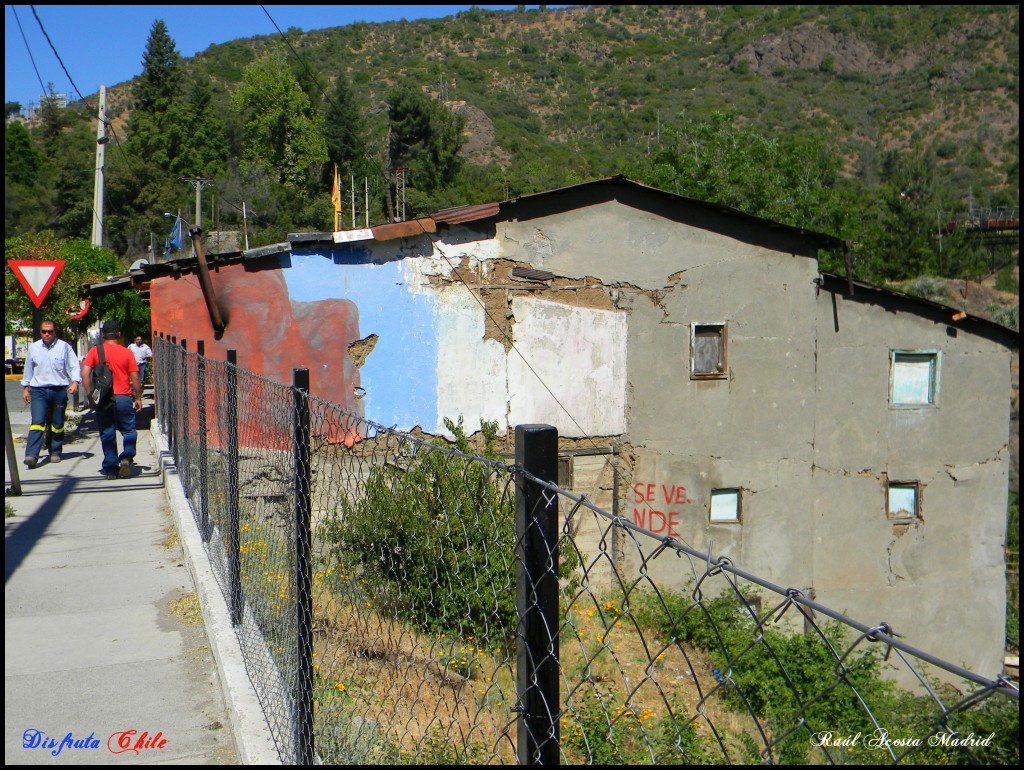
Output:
[154, 337, 1018, 765]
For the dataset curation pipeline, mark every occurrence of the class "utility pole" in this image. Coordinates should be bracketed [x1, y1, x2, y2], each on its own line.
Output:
[180, 176, 214, 230]
[394, 168, 407, 223]
[91, 85, 107, 247]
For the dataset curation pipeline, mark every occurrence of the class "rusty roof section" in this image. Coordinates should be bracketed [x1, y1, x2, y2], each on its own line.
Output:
[432, 202, 501, 225]
[370, 217, 435, 240]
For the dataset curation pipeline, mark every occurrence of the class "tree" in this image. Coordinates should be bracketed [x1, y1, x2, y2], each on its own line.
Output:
[5, 120, 52, 237]
[323, 73, 369, 179]
[127, 21, 186, 169]
[231, 52, 328, 188]
[4, 233, 146, 336]
[5, 121, 45, 188]
[628, 109, 862, 275]
[133, 20, 183, 115]
[386, 86, 465, 217]
[630, 110, 846, 230]
[174, 78, 229, 178]
[6, 101, 22, 119]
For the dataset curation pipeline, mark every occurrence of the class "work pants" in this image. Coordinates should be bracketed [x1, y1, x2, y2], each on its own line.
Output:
[27, 385, 69, 458]
[96, 395, 137, 475]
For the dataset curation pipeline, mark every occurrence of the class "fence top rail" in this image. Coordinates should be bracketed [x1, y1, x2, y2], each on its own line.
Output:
[518, 467, 1020, 700]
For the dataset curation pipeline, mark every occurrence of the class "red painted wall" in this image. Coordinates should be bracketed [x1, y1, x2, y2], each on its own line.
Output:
[151, 262, 363, 447]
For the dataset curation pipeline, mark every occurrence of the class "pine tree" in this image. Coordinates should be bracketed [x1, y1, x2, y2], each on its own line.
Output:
[385, 86, 465, 217]
[323, 74, 368, 178]
[133, 20, 182, 115]
[174, 78, 228, 178]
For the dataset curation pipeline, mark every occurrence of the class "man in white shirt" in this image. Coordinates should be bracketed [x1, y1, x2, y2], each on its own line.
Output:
[127, 334, 153, 386]
[21, 320, 81, 467]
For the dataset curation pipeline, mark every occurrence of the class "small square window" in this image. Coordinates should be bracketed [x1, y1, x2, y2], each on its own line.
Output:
[692, 323, 727, 378]
[557, 456, 574, 489]
[710, 488, 740, 523]
[887, 482, 919, 522]
[891, 351, 939, 407]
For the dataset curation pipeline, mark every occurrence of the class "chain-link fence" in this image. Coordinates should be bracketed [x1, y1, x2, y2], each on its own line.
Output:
[154, 336, 1018, 764]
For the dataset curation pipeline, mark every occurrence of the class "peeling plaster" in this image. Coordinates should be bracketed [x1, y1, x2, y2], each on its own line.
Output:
[348, 334, 379, 368]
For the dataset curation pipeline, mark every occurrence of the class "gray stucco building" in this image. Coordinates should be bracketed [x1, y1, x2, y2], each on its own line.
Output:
[113, 176, 1017, 678]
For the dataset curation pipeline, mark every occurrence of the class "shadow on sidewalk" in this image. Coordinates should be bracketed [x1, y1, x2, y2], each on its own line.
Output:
[4, 476, 77, 583]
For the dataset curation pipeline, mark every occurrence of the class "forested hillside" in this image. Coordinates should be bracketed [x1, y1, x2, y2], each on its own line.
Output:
[4, 5, 1019, 300]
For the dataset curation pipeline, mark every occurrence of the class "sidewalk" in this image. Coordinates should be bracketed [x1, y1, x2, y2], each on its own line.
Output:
[4, 388, 268, 764]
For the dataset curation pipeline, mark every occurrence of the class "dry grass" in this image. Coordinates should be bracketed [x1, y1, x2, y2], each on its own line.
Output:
[308, 572, 758, 763]
[169, 592, 203, 626]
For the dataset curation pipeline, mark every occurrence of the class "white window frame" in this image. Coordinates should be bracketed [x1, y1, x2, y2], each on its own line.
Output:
[886, 481, 920, 523]
[691, 322, 728, 379]
[889, 350, 940, 408]
[710, 488, 741, 524]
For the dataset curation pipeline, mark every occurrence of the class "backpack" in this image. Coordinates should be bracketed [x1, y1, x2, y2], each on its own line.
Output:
[89, 342, 115, 409]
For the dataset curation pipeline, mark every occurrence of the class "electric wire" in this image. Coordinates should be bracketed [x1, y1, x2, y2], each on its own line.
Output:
[263, 4, 622, 471]
[10, 6, 48, 102]
[259, 5, 392, 205]
[30, 5, 92, 110]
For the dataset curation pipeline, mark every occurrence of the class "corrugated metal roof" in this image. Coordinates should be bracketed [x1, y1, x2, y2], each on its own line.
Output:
[432, 202, 501, 225]
[370, 218, 436, 240]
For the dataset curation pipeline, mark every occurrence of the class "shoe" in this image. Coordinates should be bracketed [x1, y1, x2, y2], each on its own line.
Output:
[118, 458, 132, 479]
[105, 473, 118, 480]
[50, 453, 62, 464]
[24, 456, 38, 469]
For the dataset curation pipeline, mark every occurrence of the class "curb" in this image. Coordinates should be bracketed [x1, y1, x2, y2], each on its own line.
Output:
[150, 424, 281, 765]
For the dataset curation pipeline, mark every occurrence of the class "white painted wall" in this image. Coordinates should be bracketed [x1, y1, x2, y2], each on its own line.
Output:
[435, 288, 509, 436]
[508, 297, 628, 437]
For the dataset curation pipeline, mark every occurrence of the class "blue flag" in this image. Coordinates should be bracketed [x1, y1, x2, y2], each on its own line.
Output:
[165, 218, 182, 258]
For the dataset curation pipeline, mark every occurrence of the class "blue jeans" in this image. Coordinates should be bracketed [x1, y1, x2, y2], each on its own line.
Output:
[137, 362, 148, 385]
[27, 386, 69, 458]
[97, 395, 137, 474]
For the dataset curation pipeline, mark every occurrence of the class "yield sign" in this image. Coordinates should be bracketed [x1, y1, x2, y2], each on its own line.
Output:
[8, 260, 66, 308]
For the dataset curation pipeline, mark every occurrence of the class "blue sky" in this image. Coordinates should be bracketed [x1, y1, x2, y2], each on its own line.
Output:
[5, 5, 547, 109]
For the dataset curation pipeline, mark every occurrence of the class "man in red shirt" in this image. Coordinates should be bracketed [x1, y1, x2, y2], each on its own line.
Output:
[82, 320, 143, 479]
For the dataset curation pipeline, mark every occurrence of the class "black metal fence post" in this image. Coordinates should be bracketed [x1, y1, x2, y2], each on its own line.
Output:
[196, 340, 209, 540]
[226, 350, 241, 625]
[515, 424, 560, 765]
[292, 368, 313, 765]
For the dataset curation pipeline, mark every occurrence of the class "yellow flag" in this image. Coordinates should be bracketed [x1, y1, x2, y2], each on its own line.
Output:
[330, 163, 342, 229]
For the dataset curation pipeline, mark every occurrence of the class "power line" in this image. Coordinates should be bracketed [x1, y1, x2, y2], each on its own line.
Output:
[30, 5, 93, 111]
[10, 6, 48, 101]
[259, 6, 390, 200]
[421, 221, 612, 452]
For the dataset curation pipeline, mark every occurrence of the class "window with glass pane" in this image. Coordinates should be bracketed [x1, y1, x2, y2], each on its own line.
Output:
[891, 351, 938, 406]
[710, 488, 740, 523]
[887, 482, 919, 521]
[692, 323, 726, 378]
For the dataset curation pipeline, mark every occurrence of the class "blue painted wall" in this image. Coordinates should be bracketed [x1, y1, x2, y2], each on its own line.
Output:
[282, 251, 439, 430]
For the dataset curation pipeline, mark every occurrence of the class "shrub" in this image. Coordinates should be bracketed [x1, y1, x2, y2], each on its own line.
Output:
[632, 587, 1019, 764]
[995, 266, 1019, 294]
[989, 301, 1019, 330]
[323, 417, 516, 643]
[904, 276, 952, 305]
